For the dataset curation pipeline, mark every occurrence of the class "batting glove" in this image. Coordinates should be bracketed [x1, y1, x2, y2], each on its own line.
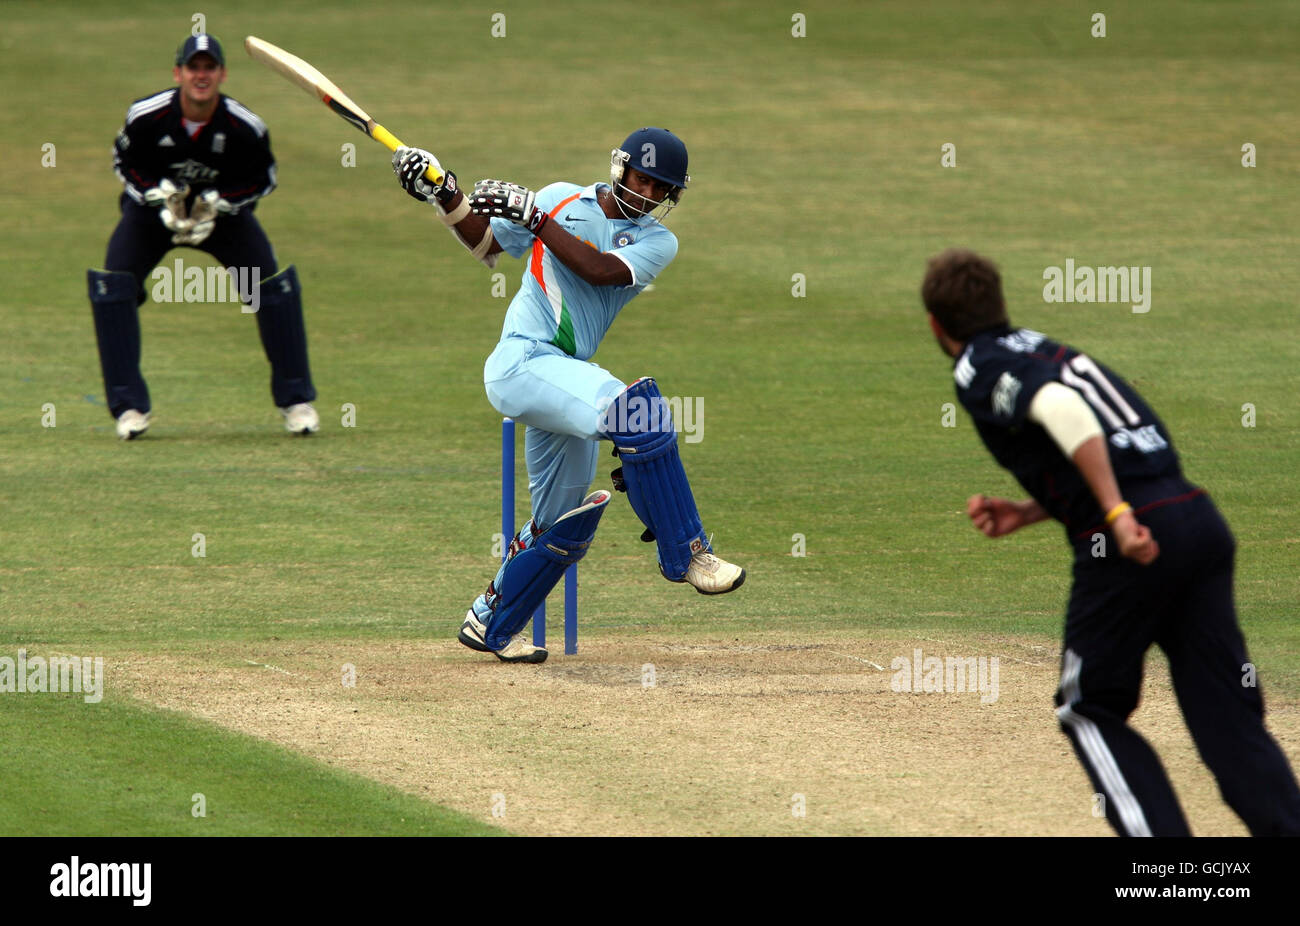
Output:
[393, 146, 457, 206]
[470, 180, 547, 235]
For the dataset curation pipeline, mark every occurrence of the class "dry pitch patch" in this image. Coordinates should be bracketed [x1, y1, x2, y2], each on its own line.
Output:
[113, 630, 1297, 836]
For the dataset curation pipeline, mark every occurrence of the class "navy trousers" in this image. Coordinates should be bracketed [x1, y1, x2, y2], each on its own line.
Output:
[91, 196, 315, 417]
[1056, 487, 1300, 836]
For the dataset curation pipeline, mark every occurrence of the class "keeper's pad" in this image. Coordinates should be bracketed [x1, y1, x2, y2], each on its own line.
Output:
[88, 269, 149, 418]
[482, 490, 610, 650]
[602, 377, 709, 581]
[254, 265, 317, 407]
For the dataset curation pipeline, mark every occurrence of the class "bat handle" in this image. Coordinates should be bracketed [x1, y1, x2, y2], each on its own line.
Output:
[371, 123, 404, 152]
[372, 123, 445, 184]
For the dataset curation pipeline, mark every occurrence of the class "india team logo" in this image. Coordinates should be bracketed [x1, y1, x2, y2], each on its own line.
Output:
[614, 232, 634, 248]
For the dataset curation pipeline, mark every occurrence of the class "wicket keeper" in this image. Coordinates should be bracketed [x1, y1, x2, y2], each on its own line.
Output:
[923, 248, 1300, 835]
[392, 129, 745, 662]
[88, 33, 319, 439]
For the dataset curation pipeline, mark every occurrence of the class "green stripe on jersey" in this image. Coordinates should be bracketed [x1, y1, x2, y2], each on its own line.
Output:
[552, 298, 576, 355]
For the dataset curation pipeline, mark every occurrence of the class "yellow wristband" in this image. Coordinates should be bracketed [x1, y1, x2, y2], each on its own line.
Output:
[1105, 502, 1132, 525]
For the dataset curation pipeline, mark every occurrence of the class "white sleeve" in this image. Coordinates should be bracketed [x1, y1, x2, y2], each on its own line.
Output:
[1027, 381, 1104, 458]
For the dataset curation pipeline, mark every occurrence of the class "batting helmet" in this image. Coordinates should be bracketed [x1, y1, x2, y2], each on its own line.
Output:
[610, 127, 689, 221]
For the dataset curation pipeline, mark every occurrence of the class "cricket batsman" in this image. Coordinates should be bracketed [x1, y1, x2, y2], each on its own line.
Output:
[392, 128, 745, 662]
[88, 33, 319, 439]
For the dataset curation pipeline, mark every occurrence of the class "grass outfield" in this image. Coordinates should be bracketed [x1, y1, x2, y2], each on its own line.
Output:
[0, 694, 501, 836]
[1, 1, 1297, 835]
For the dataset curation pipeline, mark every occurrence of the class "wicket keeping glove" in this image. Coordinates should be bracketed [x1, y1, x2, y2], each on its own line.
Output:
[393, 146, 458, 206]
[144, 179, 191, 233]
[174, 189, 232, 245]
[470, 180, 547, 235]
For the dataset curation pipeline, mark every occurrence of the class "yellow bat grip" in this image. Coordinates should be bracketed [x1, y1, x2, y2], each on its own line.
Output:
[370, 123, 403, 152]
[372, 123, 445, 184]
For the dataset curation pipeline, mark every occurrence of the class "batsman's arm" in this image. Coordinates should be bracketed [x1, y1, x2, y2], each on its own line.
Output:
[438, 194, 505, 263]
[534, 222, 632, 287]
[442, 196, 629, 285]
[454, 197, 630, 286]
[463, 179, 631, 286]
[393, 147, 504, 267]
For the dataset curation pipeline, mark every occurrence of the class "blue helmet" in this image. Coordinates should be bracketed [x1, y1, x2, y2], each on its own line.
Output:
[609, 127, 689, 221]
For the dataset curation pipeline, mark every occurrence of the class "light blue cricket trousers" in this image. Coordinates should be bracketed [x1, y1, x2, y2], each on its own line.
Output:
[484, 336, 627, 531]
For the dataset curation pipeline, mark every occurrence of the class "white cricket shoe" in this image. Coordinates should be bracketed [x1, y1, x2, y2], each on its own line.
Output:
[683, 551, 746, 595]
[457, 610, 548, 664]
[280, 403, 319, 435]
[115, 409, 151, 440]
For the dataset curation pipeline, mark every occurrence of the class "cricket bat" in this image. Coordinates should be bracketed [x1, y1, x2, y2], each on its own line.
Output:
[243, 35, 443, 183]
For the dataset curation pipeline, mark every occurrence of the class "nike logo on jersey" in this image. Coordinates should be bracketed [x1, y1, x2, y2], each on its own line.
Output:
[563, 214, 585, 222]
[158, 136, 175, 147]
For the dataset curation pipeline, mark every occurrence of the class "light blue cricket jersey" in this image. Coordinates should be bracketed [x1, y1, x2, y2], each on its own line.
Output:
[490, 182, 678, 360]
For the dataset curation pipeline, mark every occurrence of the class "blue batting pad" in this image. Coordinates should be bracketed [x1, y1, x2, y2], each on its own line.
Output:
[483, 490, 610, 650]
[602, 377, 709, 581]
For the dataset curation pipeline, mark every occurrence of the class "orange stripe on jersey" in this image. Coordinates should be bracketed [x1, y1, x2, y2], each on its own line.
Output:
[529, 192, 584, 287]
